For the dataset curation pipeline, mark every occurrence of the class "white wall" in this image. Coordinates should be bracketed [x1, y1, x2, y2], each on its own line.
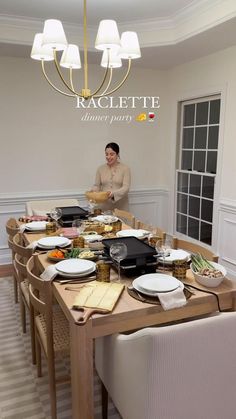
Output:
[0, 56, 168, 195]
[165, 45, 236, 278]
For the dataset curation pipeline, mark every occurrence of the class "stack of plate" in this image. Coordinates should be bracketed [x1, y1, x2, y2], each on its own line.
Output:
[158, 249, 190, 264]
[54, 259, 96, 278]
[132, 273, 183, 296]
[116, 229, 149, 239]
[37, 236, 71, 249]
[25, 221, 47, 231]
[91, 215, 118, 224]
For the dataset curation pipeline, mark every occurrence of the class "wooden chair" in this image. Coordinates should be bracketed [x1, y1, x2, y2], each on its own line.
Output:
[12, 233, 36, 364]
[172, 237, 218, 262]
[6, 218, 20, 303]
[96, 313, 236, 419]
[27, 255, 70, 419]
[113, 208, 135, 228]
[136, 220, 166, 242]
[26, 198, 79, 216]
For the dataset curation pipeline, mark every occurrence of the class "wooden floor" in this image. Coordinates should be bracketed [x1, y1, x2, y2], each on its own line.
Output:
[0, 264, 13, 277]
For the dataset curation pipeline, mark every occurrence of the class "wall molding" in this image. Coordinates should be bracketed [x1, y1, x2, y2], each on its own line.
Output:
[0, 187, 169, 266]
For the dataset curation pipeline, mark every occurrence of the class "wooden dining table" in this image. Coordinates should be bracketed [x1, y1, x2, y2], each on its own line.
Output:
[22, 227, 236, 419]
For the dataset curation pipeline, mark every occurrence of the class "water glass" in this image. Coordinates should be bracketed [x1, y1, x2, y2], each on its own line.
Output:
[109, 242, 127, 282]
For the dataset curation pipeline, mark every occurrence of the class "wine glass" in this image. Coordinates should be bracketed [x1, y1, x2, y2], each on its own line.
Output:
[109, 243, 128, 282]
[155, 239, 171, 271]
[50, 207, 62, 226]
[72, 219, 86, 236]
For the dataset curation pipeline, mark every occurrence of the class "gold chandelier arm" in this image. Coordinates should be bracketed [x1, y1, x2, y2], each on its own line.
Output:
[94, 59, 132, 98]
[53, 49, 83, 95]
[41, 60, 76, 97]
[89, 65, 111, 96]
[69, 67, 75, 92]
[100, 68, 113, 95]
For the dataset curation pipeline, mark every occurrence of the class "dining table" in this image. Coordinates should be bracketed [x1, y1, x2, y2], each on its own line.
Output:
[21, 223, 236, 419]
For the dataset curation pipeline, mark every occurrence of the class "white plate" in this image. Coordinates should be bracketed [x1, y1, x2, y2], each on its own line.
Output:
[55, 259, 96, 275]
[83, 234, 103, 242]
[25, 221, 47, 231]
[132, 278, 184, 296]
[37, 236, 71, 249]
[56, 264, 96, 278]
[133, 273, 181, 294]
[158, 249, 190, 264]
[116, 229, 149, 239]
[91, 215, 118, 224]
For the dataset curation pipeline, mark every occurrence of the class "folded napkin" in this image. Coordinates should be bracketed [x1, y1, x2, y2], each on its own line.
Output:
[26, 241, 38, 250]
[157, 287, 187, 311]
[19, 224, 26, 233]
[40, 265, 58, 281]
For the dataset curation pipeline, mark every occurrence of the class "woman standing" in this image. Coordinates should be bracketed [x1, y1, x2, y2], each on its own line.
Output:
[92, 142, 131, 211]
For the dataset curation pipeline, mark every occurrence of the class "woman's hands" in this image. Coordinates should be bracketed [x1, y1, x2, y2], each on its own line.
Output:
[107, 191, 114, 199]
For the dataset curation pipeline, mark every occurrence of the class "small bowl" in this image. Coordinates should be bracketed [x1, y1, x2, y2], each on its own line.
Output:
[85, 191, 109, 203]
[190, 261, 227, 287]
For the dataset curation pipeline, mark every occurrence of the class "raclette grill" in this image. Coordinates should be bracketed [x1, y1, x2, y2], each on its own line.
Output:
[102, 236, 158, 274]
[57, 206, 89, 227]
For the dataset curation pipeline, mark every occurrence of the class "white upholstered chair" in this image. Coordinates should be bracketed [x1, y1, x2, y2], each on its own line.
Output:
[26, 199, 79, 216]
[95, 312, 236, 419]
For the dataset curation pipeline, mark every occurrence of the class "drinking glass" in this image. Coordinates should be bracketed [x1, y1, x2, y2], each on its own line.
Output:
[155, 239, 171, 271]
[50, 207, 62, 226]
[72, 219, 86, 236]
[109, 243, 128, 282]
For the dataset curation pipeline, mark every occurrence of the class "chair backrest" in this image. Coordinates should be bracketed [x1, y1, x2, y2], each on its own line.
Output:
[6, 218, 19, 238]
[172, 237, 218, 262]
[12, 233, 34, 261]
[136, 220, 166, 241]
[95, 312, 236, 419]
[27, 255, 53, 339]
[26, 199, 79, 216]
[14, 253, 28, 282]
[113, 208, 135, 228]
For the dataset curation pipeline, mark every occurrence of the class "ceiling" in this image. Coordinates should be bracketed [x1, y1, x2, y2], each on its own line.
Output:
[1, 0, 236, 69]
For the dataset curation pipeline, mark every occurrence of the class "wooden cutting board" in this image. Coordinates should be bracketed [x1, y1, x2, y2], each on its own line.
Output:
[72, 281, 125, 324]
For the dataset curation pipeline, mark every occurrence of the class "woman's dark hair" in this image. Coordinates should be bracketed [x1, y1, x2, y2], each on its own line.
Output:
[105, 142, 120, 155]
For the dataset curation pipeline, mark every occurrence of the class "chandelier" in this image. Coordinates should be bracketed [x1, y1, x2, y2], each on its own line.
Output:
[31, 0, 141, 101]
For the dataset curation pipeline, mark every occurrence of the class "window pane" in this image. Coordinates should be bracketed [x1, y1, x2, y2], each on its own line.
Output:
[193, 151, 206, 172]
[189, 196, 200, 218]
[195, 127, 207, 149]
[177, 193, 188, 214]
[189, 174, 201, 196]
[188, 217, 199, 240]
[202, 176, 214, 199]
[200, 222, 212, 245]
[206, 151, 217, 174]
[181, 151, 193, 170]
[209, 99, 220, 124]
[177, 172, 188, 193]
[176, 213, 187, 234]
[183, 104, 195, 126]
[201, 199, 213, 222]
[183, 128, 194, 148]
[196, 101, 208, 125]
[208, 126, 219, 149]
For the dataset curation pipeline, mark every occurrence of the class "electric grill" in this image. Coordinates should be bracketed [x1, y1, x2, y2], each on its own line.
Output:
[57, 206, 89, 227]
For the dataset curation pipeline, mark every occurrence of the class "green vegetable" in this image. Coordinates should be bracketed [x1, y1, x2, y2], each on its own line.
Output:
[65, 248, 81, 259]
[191, 253, 214, 272]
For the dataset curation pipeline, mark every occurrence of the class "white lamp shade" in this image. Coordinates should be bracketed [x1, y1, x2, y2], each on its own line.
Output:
[101, 49, 122, 68]
[31, 33, 54, 61]
[60, 44, 81, 69]
[118, 32, 141, 59]
[95, 20, 120, 50]
[42, 19, 67, 51]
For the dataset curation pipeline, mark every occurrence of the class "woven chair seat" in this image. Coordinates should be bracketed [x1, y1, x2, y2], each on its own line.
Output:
[36, 308, 70, 356]
[20, 280, 30, 306]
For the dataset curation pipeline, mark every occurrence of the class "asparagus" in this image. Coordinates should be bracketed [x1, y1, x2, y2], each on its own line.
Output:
[191, 253, 214, 272]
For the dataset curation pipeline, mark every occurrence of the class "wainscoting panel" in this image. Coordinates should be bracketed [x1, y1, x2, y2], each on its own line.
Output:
[0, 188, 169, 265]
[218, 199, 236, 280]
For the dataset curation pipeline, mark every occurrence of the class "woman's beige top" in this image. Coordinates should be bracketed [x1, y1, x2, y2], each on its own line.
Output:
[93, 162, 131, 210]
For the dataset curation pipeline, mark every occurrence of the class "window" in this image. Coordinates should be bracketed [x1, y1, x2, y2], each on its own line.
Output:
[176, 96, 220, 245]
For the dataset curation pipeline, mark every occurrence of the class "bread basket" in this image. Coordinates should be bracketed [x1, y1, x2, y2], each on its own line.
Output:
[85, 191, 109, 203]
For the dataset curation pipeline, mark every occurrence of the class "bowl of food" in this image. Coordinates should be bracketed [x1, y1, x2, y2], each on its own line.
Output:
[85, 191, 109, 203]
[190, 255, 226, 287]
